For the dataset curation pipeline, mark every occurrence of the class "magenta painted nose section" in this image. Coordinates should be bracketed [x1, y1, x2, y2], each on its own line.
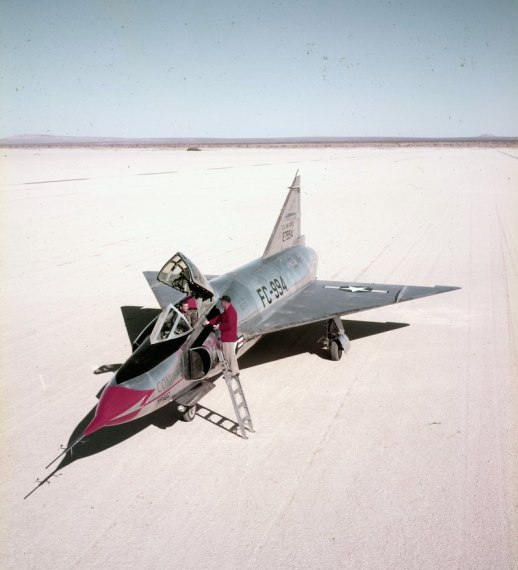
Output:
[84, 385, 154, 436]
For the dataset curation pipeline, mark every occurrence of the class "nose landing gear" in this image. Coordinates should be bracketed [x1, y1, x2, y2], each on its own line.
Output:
[177, 404, 197, 422]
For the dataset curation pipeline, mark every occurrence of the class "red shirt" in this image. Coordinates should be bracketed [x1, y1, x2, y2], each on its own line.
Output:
[209, 303, 238, 342]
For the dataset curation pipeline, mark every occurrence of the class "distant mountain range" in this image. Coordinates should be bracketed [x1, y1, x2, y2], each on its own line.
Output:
[1, 133, 516, 145]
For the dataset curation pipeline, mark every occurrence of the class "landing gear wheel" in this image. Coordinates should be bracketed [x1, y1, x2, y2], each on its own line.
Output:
[181, 405, 196, 422]
[330, 340, 342, 361]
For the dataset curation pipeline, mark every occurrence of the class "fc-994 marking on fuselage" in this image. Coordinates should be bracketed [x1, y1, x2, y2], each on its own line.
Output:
[256, 275, 288, 307]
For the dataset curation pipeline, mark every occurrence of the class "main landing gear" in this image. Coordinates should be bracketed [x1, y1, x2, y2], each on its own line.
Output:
[330, 339, 342, 361]
[318, 317, 351, 361]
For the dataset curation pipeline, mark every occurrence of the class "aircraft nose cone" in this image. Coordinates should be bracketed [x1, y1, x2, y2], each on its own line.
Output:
[84, 385, 153, 436]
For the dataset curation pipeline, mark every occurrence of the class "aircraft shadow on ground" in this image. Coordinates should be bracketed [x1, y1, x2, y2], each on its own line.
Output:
[25, 309, 408, 498]
[121, 305, 162, 344]
[82, 308, 410, 454]
[25, 396, 183, 499]
[237, 318, 409, 370]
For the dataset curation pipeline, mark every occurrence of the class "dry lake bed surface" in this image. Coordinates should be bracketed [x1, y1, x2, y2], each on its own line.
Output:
[1, 146, 517, 569]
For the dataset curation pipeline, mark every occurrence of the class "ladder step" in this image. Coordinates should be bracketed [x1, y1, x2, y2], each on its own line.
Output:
[218, 349, 254, 438]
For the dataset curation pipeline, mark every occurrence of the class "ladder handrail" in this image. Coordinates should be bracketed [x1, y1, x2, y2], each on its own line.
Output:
[216, 349, 254, 439]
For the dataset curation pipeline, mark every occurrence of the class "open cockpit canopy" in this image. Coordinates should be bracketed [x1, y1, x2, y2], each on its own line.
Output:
[158, 252, 214, 301]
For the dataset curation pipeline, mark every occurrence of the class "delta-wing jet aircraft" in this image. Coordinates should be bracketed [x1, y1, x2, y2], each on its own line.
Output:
[48, 174, 459, 464]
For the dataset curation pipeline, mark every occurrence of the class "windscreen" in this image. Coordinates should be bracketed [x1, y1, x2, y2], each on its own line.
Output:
[150, 304, 193, 344]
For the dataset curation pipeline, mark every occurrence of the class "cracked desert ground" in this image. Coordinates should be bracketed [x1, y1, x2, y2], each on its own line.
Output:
[1, 146, 517, 570]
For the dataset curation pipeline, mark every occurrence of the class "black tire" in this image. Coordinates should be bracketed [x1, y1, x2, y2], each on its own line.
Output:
[181, 405, 197, 422]
[330, 340, 342, 361]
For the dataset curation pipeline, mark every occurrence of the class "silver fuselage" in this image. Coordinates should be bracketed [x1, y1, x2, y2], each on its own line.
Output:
[101, 246, 317, 425]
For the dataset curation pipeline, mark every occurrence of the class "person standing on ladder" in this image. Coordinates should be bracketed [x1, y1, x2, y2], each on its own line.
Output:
[204, 295, 240, 379]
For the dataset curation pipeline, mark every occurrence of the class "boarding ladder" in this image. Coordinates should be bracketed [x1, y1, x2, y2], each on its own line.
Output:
[216, 349, 255, 439]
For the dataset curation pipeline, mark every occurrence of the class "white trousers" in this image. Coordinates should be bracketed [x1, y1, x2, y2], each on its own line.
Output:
[222, 342, 239, 377]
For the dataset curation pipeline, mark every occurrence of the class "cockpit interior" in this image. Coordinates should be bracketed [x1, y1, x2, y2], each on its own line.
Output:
[151, 303, 194, 343]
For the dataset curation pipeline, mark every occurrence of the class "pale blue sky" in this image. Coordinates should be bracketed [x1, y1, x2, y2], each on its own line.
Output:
[1, 0, 516, 138]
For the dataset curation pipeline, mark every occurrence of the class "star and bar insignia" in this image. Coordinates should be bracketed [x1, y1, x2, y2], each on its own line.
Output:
[323, 285, 389, 294]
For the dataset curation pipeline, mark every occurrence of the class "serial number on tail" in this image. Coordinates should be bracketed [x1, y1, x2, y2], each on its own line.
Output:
[282, 228, 293, 242]
[282, 221, 294, 242]
[256, 276, 288, 307]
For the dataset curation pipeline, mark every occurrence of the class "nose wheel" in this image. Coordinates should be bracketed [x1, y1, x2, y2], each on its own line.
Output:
[178, 404, 197, 422]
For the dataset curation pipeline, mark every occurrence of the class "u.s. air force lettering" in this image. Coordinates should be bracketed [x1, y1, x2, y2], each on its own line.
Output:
[282, 220, 294, 242]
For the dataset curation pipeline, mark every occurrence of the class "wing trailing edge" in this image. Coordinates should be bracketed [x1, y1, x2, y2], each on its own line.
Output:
[249, 280, 460, 337]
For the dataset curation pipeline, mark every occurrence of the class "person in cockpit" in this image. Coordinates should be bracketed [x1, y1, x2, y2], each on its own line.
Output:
[172, 299, 198, 335]
[160, 299, 198, 339]
[179, 298, 198, 328]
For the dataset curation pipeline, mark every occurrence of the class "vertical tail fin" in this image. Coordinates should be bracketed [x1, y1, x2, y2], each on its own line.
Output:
[262, 173, 305, 258]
